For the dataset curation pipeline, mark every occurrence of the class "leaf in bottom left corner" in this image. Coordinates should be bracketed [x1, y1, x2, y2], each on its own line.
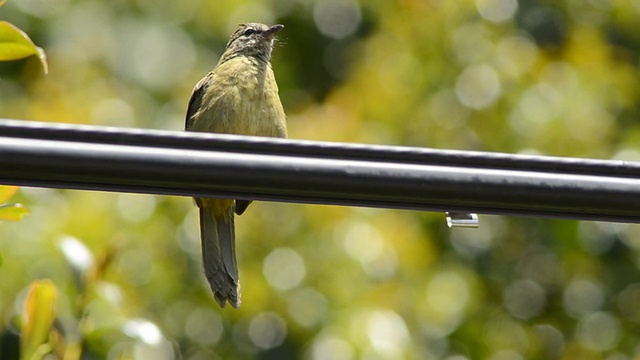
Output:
[21, 279, 58, 360]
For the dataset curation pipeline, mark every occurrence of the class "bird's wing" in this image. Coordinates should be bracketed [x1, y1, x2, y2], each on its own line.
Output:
[185, 74, 210, 130]
[234, 200, 252, 215]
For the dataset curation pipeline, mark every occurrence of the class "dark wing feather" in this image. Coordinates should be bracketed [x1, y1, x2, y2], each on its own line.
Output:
[185, 75, 210, 130]
[235, 200, 252, 215]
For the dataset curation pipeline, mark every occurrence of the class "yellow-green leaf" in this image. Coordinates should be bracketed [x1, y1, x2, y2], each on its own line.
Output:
[0, 203, 29, 221]
[21, 279, 58, 360]
[0, 185, 18, 204]
[0, 21, 48, 74]
[0, 0, 6, 9]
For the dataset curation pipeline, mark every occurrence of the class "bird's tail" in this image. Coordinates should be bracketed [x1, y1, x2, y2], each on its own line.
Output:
[199, 205, 241, 308]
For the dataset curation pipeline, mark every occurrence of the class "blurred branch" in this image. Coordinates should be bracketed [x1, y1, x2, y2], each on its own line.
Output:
[1, 119, 640, 223]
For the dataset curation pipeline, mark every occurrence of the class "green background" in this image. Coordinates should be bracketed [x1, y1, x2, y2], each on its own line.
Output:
[1, 0, 640, 359]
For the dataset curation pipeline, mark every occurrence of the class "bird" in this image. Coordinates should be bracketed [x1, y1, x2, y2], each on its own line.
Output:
[185, 23, 287, 308]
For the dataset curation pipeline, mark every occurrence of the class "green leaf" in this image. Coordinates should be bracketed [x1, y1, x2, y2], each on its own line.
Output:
[0, 186, 29, 221]
[0, 251, 3, 267]
[0, 203, 29, 221]
[21, 279, 58, 360]
[0, 185, 18, 204]
[0, 21, 48, 74]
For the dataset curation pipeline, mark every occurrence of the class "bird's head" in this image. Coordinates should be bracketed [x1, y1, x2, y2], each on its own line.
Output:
[220, 23, 284, 64]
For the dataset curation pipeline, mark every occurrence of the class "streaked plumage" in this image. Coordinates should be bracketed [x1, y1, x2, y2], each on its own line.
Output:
[185, 23, 287, 308]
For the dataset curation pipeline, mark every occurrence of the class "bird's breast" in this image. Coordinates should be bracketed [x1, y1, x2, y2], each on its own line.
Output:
[198, 57, 286, 138]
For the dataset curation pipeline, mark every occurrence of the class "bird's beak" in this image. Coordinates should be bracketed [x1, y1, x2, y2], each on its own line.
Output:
[262, 24, 284, 39]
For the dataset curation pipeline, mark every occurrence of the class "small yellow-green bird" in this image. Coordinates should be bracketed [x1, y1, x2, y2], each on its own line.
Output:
[185, 23, 287, 308]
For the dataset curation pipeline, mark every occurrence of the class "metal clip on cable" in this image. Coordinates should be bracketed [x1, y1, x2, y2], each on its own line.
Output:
[446, 212, 479, 228]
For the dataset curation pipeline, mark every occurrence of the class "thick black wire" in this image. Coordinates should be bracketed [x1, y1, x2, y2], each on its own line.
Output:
[1, 119, 638, 177]
[1, 119, 640, 223]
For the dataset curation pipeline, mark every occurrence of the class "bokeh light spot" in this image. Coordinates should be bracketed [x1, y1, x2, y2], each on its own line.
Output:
[503, 279, 546, 320]
[617, 283, 640, 323]
[494, 36, 538, 78]
[92, 98, 136, 127]
[576, 312, 621, 351]
[532, 324, 564, 358]
[123, 319, 163, 345]
[248, 312, 287, 350]
[451, 23, 494, 65]
[96, 282, 124, 306]
[58, 235, 94, 272]
[184, 308, 223, 346]
[455, 64, 502, 109]
[339, 220, 398, 279]
[487, 349, 524, 360]
[563, 278, 604, 318]
[107, 21, 196, 90]
[428, 90, 470, 130]
[116, 193, 157, 224]
[313, 0, 361, 39]
[366, 310, 410, 357]
[263, 247, 306, 291]
[509, 83, 562, 137]
[483, 315, 529, 353]
[342, 221, 384, 264]
[287, 288, 329, 328]
[15, 0, 69, 18]
[427, 271, 470, 319]
[309, 334, 354, 360]
[226, 4, 275, 35]
[475, 0, 518, 23]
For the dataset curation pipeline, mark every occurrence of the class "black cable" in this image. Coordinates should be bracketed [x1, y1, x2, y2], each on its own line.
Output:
[1, 119, 638, 177]
[1, 119, 640, 223]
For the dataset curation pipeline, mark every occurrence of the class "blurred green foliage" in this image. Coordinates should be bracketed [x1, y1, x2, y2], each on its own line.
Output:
[20, 279, 59, 360]
[1, 0, 640, 359]
[0, 0, 47, 74]
[0, 186, 29, 222]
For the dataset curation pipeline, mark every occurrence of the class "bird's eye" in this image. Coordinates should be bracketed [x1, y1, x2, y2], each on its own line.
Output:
[243, 29, 257, 36]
